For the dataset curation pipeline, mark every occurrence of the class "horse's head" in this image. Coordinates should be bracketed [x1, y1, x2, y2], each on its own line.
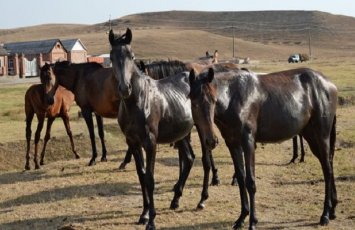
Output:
[189, 68, 218, 150]
[109, 28, 135, 98]
[40, 63, 57, 105]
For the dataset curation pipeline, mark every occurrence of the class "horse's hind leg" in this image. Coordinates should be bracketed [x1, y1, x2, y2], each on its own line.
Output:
[241, 128, 258, 230]
[329, 117, 337, 219]
[289, 136, 299, 164]
[95, 114, 107, 162]
[299, 135, 306, 162]
[40, 117, 55, 165]
[170, 136, 195, 210]
[302, 130, 334, 226]
[210, 152, 220, 186]
[34, 114, 45, 169]
[25, 111, 34, 170]
[81, 108, 97, 166]
[61, 114, 80, 159]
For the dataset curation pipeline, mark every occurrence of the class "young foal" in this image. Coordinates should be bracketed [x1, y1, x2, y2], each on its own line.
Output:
[189, 67, 337, 229]
[25, 64, 79, 170]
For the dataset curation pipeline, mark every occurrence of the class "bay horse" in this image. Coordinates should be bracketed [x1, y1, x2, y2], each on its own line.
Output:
[25, 64, 79, 170]
[109, 28, 201, 229]
[43, 61, 122, 166]
[189, 67, 337, 229]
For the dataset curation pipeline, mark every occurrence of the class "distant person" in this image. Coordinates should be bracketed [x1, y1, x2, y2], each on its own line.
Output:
[213, 50, 219, 63]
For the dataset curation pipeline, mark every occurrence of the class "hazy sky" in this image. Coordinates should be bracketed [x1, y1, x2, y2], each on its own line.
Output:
[1, 0, 354, 29]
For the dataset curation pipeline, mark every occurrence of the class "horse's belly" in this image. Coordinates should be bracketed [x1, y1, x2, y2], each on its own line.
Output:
[157, 120, 194, 143]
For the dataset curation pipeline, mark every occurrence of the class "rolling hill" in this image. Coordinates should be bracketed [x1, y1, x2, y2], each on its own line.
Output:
[1, 10, 355, 61]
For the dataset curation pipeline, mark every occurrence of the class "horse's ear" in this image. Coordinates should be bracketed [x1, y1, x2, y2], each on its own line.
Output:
[207, 68, 214, 83]
[140, 60, 146, 72]
[125, 28, 132, 44]
[189, 69, 196, 85]
[109, 29, 116, 45]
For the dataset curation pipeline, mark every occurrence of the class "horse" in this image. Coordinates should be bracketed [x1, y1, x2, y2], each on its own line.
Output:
[291, 135, 305, 163]
[109, 28, 205, 229]
[41, 61, 125, 166]
[188, 67, 337, 229]
[25, 64, 79, 170]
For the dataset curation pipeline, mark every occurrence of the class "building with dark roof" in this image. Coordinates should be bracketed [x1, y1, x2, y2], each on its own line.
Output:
[2, 38, 87, 77]
[0, 45, 9, 76]
[61, 39, 87, 63]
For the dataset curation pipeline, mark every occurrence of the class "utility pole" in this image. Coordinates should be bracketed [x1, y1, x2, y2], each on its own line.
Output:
[308, 28, 312, 60]
[232, 25, 235, 58]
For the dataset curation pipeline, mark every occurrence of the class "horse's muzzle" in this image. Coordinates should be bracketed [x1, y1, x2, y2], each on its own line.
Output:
[119, 83, 132, 98]
[45, 95, 54, 105]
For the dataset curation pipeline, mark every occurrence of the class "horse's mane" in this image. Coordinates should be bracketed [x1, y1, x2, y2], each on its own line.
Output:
[144, 60, 188, 80]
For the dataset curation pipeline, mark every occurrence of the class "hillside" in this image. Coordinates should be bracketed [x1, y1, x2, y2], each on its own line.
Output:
[1, 10, 355, 60]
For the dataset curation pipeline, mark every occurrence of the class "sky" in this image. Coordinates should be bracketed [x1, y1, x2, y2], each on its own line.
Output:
[0, 0, 354, 29]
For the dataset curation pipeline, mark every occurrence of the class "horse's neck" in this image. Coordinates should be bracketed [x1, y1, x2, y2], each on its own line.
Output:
[57, 70, 79, 92]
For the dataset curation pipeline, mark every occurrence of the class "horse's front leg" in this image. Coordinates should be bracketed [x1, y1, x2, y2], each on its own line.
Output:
[40, 117, 55, 165]
[143, 134, 157, 230]
[197, 145, 212, 209]
[34, 114, 45, 169]
[81, 109, 97, 166]
[25, 112, 34, 170]
[129, 144, 149, 225]
[228, 143, 249, 229]
[95, 114, 107, 162]
[241, 129, 258, 230]
[170, 137, 195, 210]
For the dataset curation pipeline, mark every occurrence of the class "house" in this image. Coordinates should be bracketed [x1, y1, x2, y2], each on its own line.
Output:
[62, 39, 87, 63]
[2, 38, 88, 77]
[4, 39, 67, 77]
[0, 45, 9, 76]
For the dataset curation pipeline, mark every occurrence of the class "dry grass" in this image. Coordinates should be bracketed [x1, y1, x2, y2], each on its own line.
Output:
[0, 60, 354, 229]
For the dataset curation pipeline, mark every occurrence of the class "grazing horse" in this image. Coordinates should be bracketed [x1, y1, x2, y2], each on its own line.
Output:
[43, 61, 122, 166]
[25, 64, 79, 170]
[109, 28, 201, 230]
[189, 67, 337, 229]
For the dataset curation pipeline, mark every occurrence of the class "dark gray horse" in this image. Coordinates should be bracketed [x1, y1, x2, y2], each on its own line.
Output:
[189, 67, 337, 229]
[109, 28, 197, 230]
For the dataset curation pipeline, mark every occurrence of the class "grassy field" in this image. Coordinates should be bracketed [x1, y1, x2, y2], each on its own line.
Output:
[0, 60, 354, 229]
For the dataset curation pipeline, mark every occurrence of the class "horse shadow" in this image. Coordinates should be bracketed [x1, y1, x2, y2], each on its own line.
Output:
[0, 181, 136, 209]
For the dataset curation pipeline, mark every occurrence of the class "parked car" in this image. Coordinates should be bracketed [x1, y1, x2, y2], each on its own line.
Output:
[288, 54, 301, 63]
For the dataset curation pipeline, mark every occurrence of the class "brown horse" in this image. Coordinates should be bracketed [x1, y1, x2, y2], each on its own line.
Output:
[25, 65, 79, 170]
[189, 67, 337, 229]
[43, 61, 120, 166]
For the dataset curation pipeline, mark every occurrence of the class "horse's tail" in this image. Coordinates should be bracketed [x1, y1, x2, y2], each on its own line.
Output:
[329, 115, 336, 162]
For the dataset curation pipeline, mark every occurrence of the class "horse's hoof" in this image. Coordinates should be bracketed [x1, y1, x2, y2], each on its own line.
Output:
[170, 200, 179, 210]
[248, 225, 256, 230]
[75, 155, 80, 159]
[137, 216, 148, 225]
[231, 178, 238, 186]
[232, 220, 244, 230]
[101, 157, 107, 162]
[320, 215, 329, 226]
[40, 160, 44, 166]
[329, 209, 336, 220]
[196, 202, 205, 210]
[211, 177, 220, 186]
[118, 162, 127, 170]
[25, 165, 30, 170]
[88, 160, 96, 166]
[145, 223, 156, 230]
[35, 165, 40, 170]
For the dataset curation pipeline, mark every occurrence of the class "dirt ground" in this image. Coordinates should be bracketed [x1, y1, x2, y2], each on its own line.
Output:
[0, 119, 354, 230]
